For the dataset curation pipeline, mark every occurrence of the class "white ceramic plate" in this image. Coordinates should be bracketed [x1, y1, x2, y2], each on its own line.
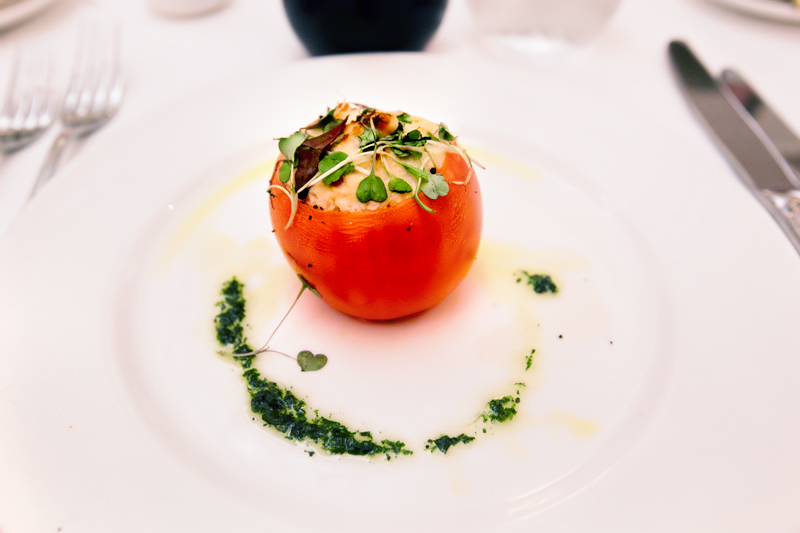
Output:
[706, 0, 800, 23]
[0, 0, 55, 30]
[2, 54, 800, 532]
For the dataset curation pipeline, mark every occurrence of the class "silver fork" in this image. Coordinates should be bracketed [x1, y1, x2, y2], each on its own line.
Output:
[0, 45, 56, 154]
[30, 25, 124, 198]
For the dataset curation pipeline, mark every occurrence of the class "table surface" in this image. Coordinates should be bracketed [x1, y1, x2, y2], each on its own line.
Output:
[1, 0, 800, 529]
[0, 0, 798, 239]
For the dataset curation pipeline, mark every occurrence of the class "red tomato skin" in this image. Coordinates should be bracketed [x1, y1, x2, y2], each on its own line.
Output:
[269, 152, 482, 320]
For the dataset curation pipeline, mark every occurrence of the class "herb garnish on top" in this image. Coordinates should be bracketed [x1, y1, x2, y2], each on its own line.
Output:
[270, 105, 479, 228]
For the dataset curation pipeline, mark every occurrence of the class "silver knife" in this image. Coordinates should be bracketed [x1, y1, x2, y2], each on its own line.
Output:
[669, 40, 800, 255]
[719, 69, 800, 183]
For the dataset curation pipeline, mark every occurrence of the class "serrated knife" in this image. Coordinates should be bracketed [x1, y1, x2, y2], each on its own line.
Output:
[669, 40, 800, 256]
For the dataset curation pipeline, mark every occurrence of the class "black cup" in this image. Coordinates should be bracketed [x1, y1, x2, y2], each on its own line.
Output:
[283, 0, 448, 56]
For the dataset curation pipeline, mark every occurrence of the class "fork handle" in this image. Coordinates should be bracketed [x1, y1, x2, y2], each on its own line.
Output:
[30, 130, 72, 199]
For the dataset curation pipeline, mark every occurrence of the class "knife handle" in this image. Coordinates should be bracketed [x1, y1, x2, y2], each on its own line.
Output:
[763, 190, 800, 254]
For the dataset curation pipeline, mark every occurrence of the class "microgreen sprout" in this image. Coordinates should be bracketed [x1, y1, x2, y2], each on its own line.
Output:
[215, 277, 533, 459]
[218, 274, 327, 372]
[356, 150, 388, 203]
[214, 277, 411, 459]
[278, 131, 308, 161]
[272, 107, 478, 227]
[437, 123, 455, 142]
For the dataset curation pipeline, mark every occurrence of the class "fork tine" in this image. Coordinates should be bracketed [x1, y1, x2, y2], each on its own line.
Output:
[108, 24, 124, 109]
[1, 47, 21, 125]
[26, 46, 54, 131]
[12, 48, 36, 128]
[29, 22, 124, 192]
[77, 26, 98, 117]
[63, 25, 86, 115]
[0, 43, 55, 153]
[40, 46, 56, 128]
[24, 46, 45, 130]
[99, 24, 124, 112]
[90, 25, 109, 112]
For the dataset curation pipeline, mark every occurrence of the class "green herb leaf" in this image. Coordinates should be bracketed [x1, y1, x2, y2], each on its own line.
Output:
[297, 350, 328, 372]
[279, 160, 291, 183]
[438, 123, 455, 142]
[359, 126, 379, 148]
[356, 173, 388, 203]
[298, 274, 321, 298]
[399, 162, 428, 182]
[318, 151, 354, 185]
[278, 131, 308, 161]
[403, 129, 422, 142]
[398, 162, 450, 203]
[388, 177, 413, 193]
[397, 163, 437, 212]
[397, 112, 411, 124]
[323, 118, 343, 133]
[399, 129, 433, 147]
[390, 146, 422, 159]
[420, 172, 449, 200]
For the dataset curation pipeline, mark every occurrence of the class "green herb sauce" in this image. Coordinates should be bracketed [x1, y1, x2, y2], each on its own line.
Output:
[481, 395, 520, 424]
[215, 278, 412, 460]
[215, 276, 535, 459]
[425, 433, 475, 454]
[273, 105, 477, 227]
[517, 271, 558, 294]
[525, 349, 535, 371]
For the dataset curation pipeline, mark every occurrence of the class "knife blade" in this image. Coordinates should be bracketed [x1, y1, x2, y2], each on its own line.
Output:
[669, 40, 800, 255]
[719, 68, 800, 184]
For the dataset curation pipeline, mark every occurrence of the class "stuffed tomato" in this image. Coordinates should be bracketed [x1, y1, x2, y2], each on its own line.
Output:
[269, 103, 482, 320]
